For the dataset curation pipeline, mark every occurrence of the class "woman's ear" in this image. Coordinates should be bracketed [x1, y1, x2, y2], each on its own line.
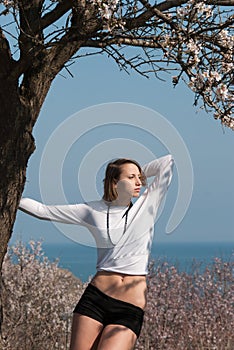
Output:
[112, 178, 118, 188]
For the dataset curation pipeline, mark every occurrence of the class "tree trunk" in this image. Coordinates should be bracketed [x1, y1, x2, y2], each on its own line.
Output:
[0, 78, 34, 339]
[0, 123, 34, 262]
[0, 77, 35, 265]
[0, 23, 84, 343]
[0, 3, 87, 273]
[0, 64, 54, 342]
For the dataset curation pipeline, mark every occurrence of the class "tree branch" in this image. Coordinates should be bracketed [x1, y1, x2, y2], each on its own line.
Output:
[207, 0, 234, 5]
[127, 0, 188, 29]
[41, 0, 73, 30]
[1, 0, 233, 130]
[18, 0, 44, 59]
[84, 36, 161, 49]
[139, 0, 182, 32]
[127, 0, 234, 30]
[46, 2, 100, 76]
[0, 28, 14, 78]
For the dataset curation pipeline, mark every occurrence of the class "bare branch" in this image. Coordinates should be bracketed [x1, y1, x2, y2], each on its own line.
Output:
[207, 0, 234, 5]
[127, 0, 188, 29]
[85, 36, 161, 49]
[41, 0, 73, 30]
[0, 0, 233, 129]
[0, 28, 15, 77]
[18, 0, 44, 59]
[45, 3, 101, 77]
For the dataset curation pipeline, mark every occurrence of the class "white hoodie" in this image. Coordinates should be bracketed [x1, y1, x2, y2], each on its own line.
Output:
[19, 155, 174, 275]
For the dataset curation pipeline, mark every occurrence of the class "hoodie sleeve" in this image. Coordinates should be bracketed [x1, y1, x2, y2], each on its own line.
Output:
[19, 198, 90, 225]
[142, 154, 174, 192]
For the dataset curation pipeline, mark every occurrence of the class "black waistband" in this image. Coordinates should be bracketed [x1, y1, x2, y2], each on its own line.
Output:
[88, 283, 144, 312]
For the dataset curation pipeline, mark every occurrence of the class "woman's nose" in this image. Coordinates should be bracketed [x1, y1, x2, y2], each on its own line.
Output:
[136, 177, 142, 185]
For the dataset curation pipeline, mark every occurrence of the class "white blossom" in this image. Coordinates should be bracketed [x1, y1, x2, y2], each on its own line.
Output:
[177, 6, 189, 18]
[186, 40, 201, 55]
[210, 71, 222, 82]
[2, 0, 13, 6]
[216, 84, 229, 100]
[189, 73, 204, 90]
[194, 3, 213, 18]
[202, 71, 210, 79]
[102, 3, 112, 20]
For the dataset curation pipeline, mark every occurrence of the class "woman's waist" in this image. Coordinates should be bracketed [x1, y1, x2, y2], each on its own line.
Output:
[90, 271, 147, 309]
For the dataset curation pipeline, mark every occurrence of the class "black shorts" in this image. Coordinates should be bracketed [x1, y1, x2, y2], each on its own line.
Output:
[73, 283, 144, 338]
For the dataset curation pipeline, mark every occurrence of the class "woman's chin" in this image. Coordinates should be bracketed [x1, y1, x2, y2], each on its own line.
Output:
[133, 193, 140, 198]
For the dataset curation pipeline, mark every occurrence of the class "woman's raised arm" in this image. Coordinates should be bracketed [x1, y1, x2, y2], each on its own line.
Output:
[142, 154, 174, 189]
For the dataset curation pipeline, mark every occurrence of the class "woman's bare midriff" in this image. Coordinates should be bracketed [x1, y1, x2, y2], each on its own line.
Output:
[90, 271, 147, 310]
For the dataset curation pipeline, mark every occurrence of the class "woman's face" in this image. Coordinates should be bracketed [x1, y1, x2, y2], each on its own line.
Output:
[115, 163, 142, 198]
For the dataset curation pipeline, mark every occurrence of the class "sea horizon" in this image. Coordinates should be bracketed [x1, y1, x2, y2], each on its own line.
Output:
[39, 240, 234, 282]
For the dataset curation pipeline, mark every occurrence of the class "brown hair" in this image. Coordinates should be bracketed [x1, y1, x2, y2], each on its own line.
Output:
[103, 158, 146, 202]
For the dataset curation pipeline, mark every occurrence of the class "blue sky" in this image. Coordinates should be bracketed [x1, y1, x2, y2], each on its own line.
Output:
[13, 52, 234, 245]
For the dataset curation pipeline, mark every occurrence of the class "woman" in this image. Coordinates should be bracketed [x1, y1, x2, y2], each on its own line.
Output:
[19, 154, 174, 350]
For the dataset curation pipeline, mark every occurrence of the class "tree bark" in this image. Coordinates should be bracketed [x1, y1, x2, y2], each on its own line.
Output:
[0, 49, 55, 341]
[0, 55, 55, 270]
[0, 24, 85, 340]
[0, 90, 33, 268]
[0, 75, 32, 342]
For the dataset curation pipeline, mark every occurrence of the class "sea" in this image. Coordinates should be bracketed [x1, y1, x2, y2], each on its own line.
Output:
[42, 241, 234, 282]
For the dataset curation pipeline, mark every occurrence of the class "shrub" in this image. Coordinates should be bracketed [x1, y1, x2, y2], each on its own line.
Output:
[137, 259, 234, 350]
[1, 241, 85, 350]
[1, 241, 233, 349]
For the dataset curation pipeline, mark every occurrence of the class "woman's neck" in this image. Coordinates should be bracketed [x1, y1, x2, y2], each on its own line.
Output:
[111, 198, 131, 207]
[111, 192, 132, 206]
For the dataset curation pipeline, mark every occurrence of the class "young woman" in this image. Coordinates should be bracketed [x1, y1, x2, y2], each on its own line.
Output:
[19, 154, 174, 350]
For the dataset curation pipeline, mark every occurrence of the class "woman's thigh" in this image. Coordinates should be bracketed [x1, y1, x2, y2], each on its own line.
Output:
[69, 313, 104, 350]
[97, 324, 137, 350]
